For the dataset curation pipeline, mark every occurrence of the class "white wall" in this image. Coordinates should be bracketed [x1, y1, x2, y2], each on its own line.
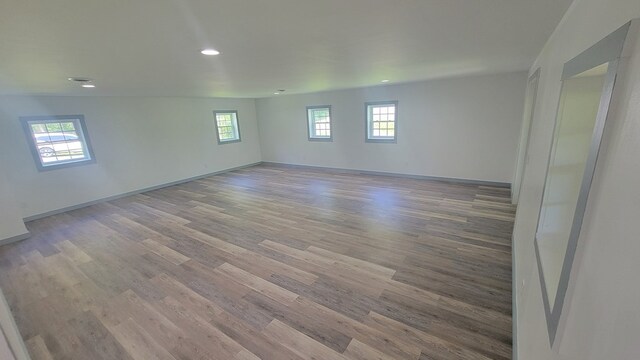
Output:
[0, 288, 28, 360]
[256, 72, 527, 183]
[514, 0, 640, 358]
[511, 71, 540, 204]
[0, 96, 262, 220]
[0, 328, 14, 360]
[0, 168, 29, 244]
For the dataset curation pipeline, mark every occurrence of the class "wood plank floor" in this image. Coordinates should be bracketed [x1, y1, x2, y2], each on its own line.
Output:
[0, 164, 515, 360]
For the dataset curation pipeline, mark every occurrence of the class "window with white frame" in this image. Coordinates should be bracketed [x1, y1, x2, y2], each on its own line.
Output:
[307, 106, 332, 141]
[20, 115, 96, 171]
[366, 101, 398, 143]
[213, 110, 241, 144]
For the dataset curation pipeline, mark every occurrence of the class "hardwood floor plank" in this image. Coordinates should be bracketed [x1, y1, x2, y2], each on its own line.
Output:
[306, 246, 396, 278]
[234, 348, 261, 360]
[25, 335, 54, 360]
[54, 240, 92, 265]
[68, 311, 134, 360]
[215, 263, 299, 304]
[151, 296, 248, 360]
[210, 310, 306, 360]
[383, 279, 512, 335]
[227, 251, 318, 286]
[149, 273, 225, 320]
[343, 338, 398, 360]
[92, 290, 214, 360]
[262, 319, 347, 360]
[41, 327, 95, 360]
[243, 290, 353, 353]
[372, 292, 511, 360]
[108, 318, 177, 360]
[363, 311, 492, 360]
[179, 263, 274, 331]
[141, 238, 190, 265]
[291, 296, 422, 359]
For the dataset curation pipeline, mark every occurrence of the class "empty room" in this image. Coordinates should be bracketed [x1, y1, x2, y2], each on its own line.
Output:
[1, 0, 639, 359]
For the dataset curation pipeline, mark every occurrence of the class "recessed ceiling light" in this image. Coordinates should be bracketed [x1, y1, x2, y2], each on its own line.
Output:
[381, 79, 390, 83]
[201, 48, 220, 56]
[274, 92, 280, 95]
[82, 84, 95, 88]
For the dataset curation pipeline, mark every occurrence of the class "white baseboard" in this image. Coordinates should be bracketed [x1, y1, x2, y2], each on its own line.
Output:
[261, 161, 512, 188]
[0, 233, 30, 247]
[23, 162, 262, 223]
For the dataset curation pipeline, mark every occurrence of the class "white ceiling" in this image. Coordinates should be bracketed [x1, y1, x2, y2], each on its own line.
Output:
[0, 0, 573, 98]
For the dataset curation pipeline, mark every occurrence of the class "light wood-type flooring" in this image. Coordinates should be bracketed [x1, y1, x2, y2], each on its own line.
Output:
[0, 164, 515, 360]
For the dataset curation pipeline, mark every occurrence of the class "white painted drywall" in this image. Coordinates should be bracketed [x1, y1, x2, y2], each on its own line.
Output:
[256, 72, 527, 183]
[513, 0, 640, 358]
[511, 71, 540, 204]
[0, 168, 29, 244]
[0, 288, 28, 360]
[0, 328, 15, 360]
[0, 96, 262, 219]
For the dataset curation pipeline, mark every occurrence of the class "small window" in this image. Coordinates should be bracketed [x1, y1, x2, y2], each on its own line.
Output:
[20, 115, 96, 171]
[365, 101, 398, 143]
[307, 106, 332, 141]
[213, 110, 241, 144]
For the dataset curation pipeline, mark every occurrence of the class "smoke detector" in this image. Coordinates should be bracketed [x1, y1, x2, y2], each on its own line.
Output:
[68, 77, 96, 88]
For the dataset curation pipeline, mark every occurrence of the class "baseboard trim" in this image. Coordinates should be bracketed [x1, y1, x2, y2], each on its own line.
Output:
[0, 232, 30, 247]
[261, 161, 511, 188]
[22, 160, 510, 223]
[23, 162, 262, 223]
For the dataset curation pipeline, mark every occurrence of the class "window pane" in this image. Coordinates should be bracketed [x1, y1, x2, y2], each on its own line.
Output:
[308, 107, 331, 139]
[63, 132, 79, 140]
[215, 112, 240, 142]
[31, 124, 46, 133]
[45, 123, 62, 132]
[61, 122, 76, 131]
[367, 103, 397, 141]
[23, 117, 93, 169]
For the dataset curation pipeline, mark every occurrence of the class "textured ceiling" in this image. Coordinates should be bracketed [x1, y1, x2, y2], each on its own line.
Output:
[0, 0, 573, 98]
